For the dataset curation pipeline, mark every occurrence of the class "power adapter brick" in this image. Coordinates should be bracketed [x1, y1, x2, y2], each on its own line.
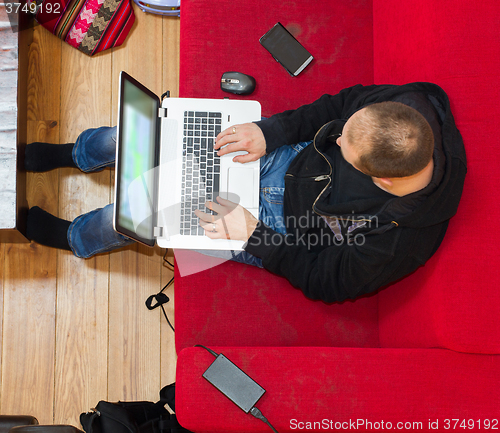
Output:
[198, 346, 279, 432]
[202, 353, 266, 413]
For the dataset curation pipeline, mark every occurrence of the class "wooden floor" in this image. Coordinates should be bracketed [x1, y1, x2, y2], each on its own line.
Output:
[0, 8, 179, 426]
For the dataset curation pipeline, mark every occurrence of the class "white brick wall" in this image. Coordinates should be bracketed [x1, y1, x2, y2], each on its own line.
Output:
[0, 3, 18, 229]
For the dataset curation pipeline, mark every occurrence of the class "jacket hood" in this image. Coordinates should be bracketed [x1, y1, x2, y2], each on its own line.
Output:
[313, 83, 467, 230]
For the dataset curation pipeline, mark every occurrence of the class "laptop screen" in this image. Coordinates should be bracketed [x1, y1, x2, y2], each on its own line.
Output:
[114, 72, 160, 246]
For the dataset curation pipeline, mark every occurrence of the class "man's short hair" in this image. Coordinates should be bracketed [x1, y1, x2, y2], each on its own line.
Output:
[347, 101, 434, 178]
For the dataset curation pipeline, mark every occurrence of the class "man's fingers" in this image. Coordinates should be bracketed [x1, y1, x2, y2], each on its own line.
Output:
[215, 196, 239, 210]
[232, 152, 259, 164]
[215, 140, 238, 157]
[198, 218, 210, 229]
[216, 125, 235, 141]
[214, 134, 232, 151]
[206, 199, 228, 214]
[198, 218, 215, 231]
[217, 138, 255, 159]
[196, 210, 230, 239]
[194, 209, 213, 222]
[215, 125, 241, 150]
[194, 199, 231, 223]
[214, 196, 229, 205]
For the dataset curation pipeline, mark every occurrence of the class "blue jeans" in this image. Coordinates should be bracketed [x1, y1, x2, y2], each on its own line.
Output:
[68, 126, 311, 260]
[68, 127, 135, 258]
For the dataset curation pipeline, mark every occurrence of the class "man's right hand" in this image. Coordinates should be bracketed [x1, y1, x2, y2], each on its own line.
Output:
[214, 123, 266, 163]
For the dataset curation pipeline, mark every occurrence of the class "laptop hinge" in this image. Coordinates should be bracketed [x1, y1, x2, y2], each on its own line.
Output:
[154, 226, 164, 238]
[158, 108, 167, 118]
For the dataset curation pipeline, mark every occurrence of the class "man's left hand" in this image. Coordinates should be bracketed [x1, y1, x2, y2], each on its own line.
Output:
[195, 196, 258, 242]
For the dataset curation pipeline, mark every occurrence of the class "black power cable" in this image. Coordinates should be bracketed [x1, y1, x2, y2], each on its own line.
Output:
[250, 407, 279, 433]
[146, 249, 175, 332]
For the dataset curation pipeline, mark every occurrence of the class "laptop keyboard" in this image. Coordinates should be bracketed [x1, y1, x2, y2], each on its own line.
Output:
[181, 111, 222, 235]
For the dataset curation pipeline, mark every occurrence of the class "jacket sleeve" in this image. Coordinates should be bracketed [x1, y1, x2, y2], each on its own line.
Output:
[255, 84, 370, 154]
[244, 222, 401, 303]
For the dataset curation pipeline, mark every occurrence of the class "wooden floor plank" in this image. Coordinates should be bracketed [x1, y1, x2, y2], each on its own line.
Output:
[54, 253, 110, 424]
[108, 5, 165, 403]
[0, 24, 62, 423]
[25, 23, 62, 214]
[160, 16, 180, 387]
[1, 243, 57, 423]
[162, 16, 180, 98]
[108, 246, 163, 400]
[0, 243, 4, 408]
[160, 251, 176, 386]
[53, 42, 113, 425]
[26, 120, 60, 214]
[111, 8, 166, 111]
[26, 25, 62, 123]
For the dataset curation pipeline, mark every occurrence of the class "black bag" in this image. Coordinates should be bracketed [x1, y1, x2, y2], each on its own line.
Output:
[80, 384, 192, 433]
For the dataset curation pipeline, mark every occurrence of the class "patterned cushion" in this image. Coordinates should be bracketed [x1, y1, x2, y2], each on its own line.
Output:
[31, 0, 135, 55]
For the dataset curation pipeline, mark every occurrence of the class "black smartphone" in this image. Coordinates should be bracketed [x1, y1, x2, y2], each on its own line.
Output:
[259, 22, 314, 76]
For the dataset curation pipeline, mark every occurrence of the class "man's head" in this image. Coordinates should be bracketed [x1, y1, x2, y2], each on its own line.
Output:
[337, 101, 434, 179]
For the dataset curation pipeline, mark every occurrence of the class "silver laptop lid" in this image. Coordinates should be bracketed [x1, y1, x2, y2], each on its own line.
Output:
[113, 71, 160, 246]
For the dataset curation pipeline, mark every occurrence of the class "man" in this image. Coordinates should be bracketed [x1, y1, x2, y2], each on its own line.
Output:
[25, 82, 466, 302]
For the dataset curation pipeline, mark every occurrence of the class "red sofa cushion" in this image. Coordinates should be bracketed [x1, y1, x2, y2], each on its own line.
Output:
[174, 251, 379, 351]
[176, 346, 500, 432]
[179, 0, 374, 116]
[176, 0, 381, 354]
[374, 0, 500, 354]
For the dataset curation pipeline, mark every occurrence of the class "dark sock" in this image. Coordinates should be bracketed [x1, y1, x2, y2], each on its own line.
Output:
[26, 206, 72, 251]
[24, 142, 77, 172]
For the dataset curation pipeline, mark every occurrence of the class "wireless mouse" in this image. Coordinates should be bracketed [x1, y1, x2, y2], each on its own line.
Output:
[221, 72, 256, 95]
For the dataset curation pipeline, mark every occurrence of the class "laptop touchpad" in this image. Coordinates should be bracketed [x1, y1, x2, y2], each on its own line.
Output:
[227, 167, 255, 209]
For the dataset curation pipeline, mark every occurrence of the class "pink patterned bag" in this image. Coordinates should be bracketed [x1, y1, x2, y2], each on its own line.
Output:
[31, 0, 135, 55]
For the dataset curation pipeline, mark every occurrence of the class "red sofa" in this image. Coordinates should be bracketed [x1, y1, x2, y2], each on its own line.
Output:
[174, 0, 500, 431]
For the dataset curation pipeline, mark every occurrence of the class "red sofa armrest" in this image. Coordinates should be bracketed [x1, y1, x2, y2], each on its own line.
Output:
[176, 347, 499, 432]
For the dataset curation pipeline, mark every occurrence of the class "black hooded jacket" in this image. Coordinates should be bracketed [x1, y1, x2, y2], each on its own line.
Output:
[245, 83, 467, 303]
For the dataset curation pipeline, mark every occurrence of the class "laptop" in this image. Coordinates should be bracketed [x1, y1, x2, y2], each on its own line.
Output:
[113, 71, 262, 250]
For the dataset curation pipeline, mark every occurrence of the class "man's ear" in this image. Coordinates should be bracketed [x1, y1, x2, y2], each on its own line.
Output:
[377, 177, 393, 187]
